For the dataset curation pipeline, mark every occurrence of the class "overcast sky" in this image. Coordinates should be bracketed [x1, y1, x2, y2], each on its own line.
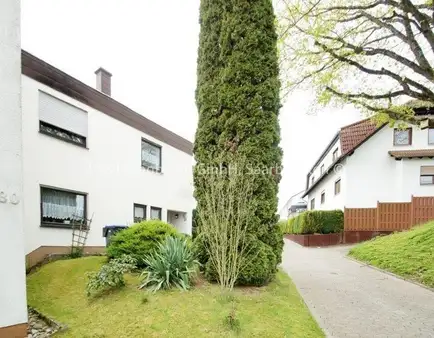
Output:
[21, 0, 362, 210]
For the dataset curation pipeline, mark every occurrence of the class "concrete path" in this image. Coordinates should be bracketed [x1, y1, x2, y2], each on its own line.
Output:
[281, 239, 434, 338]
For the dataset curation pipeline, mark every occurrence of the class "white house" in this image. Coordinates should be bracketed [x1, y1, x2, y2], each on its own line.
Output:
[279, 190, 307, 220]
[304, 107, 434, 210]
[0, 0, 28, 336]
[20, 51, 195, 267]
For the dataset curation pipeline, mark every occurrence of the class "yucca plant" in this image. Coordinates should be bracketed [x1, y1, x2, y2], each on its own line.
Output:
[139, 236, 200, 292]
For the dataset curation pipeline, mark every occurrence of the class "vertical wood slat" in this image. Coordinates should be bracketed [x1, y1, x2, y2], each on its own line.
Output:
[344, 196, 434, 231]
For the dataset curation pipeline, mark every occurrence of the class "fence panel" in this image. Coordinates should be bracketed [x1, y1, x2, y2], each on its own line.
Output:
[344, 196, 434, 232]
[344, 208, 376, 231]
[377, 202, 411, 231]
[413, 196, 434, 226]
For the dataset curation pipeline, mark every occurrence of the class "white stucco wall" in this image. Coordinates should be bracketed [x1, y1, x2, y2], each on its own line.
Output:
[307, 158, 346, 211]
[309, 137, 341, 188]
[0, 0, 28, 328]
[22, 75, 195, 255]
[345, 125, 434, 207]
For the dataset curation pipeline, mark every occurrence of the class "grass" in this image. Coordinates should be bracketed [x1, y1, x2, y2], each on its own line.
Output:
[27, 256, 324, 338]
[349, 221, 434, 288]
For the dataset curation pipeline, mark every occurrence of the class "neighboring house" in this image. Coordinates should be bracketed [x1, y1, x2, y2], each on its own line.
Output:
[304, 105, 434, 210]
[21, 51, 195, 267]
[279, 191, 307, 219]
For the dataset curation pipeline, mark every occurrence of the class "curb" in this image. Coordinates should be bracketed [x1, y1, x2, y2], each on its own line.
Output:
[345, 255, 434, 293]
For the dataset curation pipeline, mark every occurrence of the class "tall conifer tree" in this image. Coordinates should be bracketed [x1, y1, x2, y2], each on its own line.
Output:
[195, 0, 283, 285]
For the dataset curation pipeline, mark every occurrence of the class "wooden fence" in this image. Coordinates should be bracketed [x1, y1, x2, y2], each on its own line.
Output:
[344, 196, 434, 231]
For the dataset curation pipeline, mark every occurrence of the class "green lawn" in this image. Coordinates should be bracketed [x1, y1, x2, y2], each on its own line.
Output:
[27, 256, 324, 338]
[349, 221, 434, 288]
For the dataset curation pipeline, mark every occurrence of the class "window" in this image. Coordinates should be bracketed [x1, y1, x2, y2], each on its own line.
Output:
[310, 198, 315, 210]
[39, 91, 88, 147]
[393, 128, 412, 146]
[150, 206, 162, 220]
[40, 187, 86, 227]
[40, 121, 86, 147]
[320, 164, 325, 175]
[141, 139, 162, 171]
[335, 179, 341, 195]
[311, 176, 315, 186]
[333, 148, 338, 161]
[429, 128, 434, 145]
[321, 191, 326, 204]
[420, 166, 434, 185]
[133, 204, 146, 223]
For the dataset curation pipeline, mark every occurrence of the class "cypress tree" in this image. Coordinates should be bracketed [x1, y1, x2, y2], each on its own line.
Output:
[194, 0, 283, 285]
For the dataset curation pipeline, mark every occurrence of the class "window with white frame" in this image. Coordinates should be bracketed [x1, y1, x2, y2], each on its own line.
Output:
[41, 187, 86, 226]
[320, 164, 325, 175]
[310, 198, 315, 210]
[420, 166, 434, 185]
[134, 204, 146, 223]
[141, 139, 162, 171]
[39, 91, 88, 147]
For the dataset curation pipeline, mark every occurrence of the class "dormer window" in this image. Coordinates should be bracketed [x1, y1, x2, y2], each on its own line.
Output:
[320, 164, 324, 175]
[311, 176, 315, 185]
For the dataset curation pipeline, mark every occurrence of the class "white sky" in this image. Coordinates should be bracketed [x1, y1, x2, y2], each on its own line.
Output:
[21, 0, 363, 210]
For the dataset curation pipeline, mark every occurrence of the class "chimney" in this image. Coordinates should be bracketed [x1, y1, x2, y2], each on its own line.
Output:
[95, 67, 112, 96]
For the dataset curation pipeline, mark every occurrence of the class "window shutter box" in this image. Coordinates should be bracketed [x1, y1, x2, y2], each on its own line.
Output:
[39, 91, 88, 137]
[421, 166, 434, 175]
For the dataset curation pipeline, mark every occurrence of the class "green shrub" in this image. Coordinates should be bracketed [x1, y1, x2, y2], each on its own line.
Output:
[140, 236, 200, 292]
[281, 210, 343, 235]
[193, 232, 209, 266]
[86, 255, 137, 297]
[236, 239, 277, 286]
[278, 220, 288, 234]
[106, 220, 179, 267]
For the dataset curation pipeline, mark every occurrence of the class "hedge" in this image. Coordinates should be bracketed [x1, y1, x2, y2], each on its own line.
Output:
[282, 210, 343, 235]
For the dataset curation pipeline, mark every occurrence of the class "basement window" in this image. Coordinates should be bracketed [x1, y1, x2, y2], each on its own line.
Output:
[420, 166, 434, 185]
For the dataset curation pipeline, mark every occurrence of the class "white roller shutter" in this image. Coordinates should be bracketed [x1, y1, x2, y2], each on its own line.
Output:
[39, 91, 88, 137]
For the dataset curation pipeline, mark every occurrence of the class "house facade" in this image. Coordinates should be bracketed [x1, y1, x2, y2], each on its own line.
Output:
[304, 109, 434, 210]
[279, 190, 307, 219]
[21, 51, 195, 267]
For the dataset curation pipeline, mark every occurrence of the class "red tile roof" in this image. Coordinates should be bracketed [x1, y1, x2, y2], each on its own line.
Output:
[339, 118, 382, 155]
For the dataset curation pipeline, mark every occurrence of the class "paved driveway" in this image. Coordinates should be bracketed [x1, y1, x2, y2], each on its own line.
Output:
[281, 239, 434, 338]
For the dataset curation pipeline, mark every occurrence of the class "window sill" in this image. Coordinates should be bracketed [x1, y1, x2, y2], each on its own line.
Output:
[41, 223, 74, 229]
[39, 131, 89, 150]
[41, 223, 89, 230]
[141, 166, 163, 174]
